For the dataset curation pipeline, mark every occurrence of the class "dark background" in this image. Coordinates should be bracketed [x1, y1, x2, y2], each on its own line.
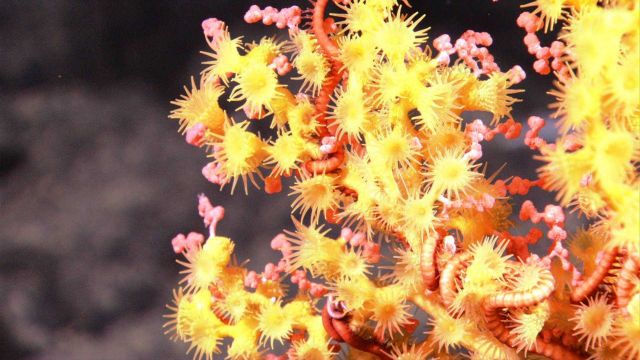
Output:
[0, 1, 557, 359]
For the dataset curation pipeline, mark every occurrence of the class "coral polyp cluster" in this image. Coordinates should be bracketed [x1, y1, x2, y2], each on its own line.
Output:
[165, 0, 639, 359]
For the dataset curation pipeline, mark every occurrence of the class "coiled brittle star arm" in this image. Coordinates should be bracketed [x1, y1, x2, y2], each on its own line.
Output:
[420, 235, 439, 291]
[484, 266, 555, 308]
[616, 251, 640, 309]
[439, 252, 472, 308]
[570, 247, 618, 303]
[483, 303, 582, 360]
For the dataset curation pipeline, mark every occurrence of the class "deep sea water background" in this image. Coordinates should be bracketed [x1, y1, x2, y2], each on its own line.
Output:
[0, 1, 562, 359]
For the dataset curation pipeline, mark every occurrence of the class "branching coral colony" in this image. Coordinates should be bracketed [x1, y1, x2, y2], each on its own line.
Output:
[165, 0, 639, 359]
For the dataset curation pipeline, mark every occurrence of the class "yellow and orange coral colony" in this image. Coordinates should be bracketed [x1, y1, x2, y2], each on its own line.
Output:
[165, 0, 639, 359]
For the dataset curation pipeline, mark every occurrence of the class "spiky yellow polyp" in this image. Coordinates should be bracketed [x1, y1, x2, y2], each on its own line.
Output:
[329, 81, 373, 141]
[170, 77, 226, 136]
[214, 121, 268, 193]
[256, 300, 293, 347]
[572, 294, 615, 350]
[229, 62, 282, 117]
[265, 131, 306, 176]
[374, 9, 428, 65]
[177, 236, 234, 293]
[429, 314, 468, 352]
[371, 285, 412, 336]
[202, 34, 243, 84]
[338, 35, 377, 74]
[509, 302, 550, 352]
[290, 173, 339, 223]
[333, 0, 385, 34]
[425, 149, 480, 198]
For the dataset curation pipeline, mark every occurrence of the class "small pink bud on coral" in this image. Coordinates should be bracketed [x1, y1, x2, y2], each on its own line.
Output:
[185, 123, 206, 146]
[516, 12, 532, 28]
[433, 34, 452, 51]
[508, 65, 526, 84]
[350, 232, 365, 247]
[550, 41, 565, 58]
[201, 18, 226, 48]
[320, 136, 338, 154]
[244, 5, 262, 23]
[524, 32, 539, 46]
[536, 46, 551, 60]
[436, 51, 450, 66]
[185, 232, 205, 251]
[171, 234, 187, 254]
[245, 271, 259, 288]
[548, 225, 567, 242]
[340, 227, 353, 241]
[543, 205, 564, 226]
[533, 58, 551, 75]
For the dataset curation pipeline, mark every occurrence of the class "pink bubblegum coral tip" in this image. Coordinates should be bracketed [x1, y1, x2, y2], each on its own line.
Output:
[244, 5, 262, 23]
[185, 123, 206, 147]
[171, 234, 187, 254]
[516, 12, 533, 28]
[202, 18, 226, 39]
[244, 5, 301, 29]
[270, 54, 292, 76]
[202, 162, 228, 186]
[350, 232, 366, 247]
[433, 34, 452, 52]
[186, 232, 205, 249]
[270, 233, 289, 250]
[210, 205, 225, 223]
[519, 200, 538, 222]
[533, 58, 551, 75]
[508, 65, 526, 84]
[198, 194, 213, 217]
[245, 271, 259, 288]
[196, 194, 225, 229]
[443, 235, 457, 254]
[543, 204, 565, 226]
[340, 227, 353, 241]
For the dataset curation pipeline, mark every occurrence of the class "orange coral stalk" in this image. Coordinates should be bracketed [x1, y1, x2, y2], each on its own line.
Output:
[615, 251, 640, 309]
[570, 247, 618, 303]
[311, 0, 339, 60]
[311, 0, 344, 138]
